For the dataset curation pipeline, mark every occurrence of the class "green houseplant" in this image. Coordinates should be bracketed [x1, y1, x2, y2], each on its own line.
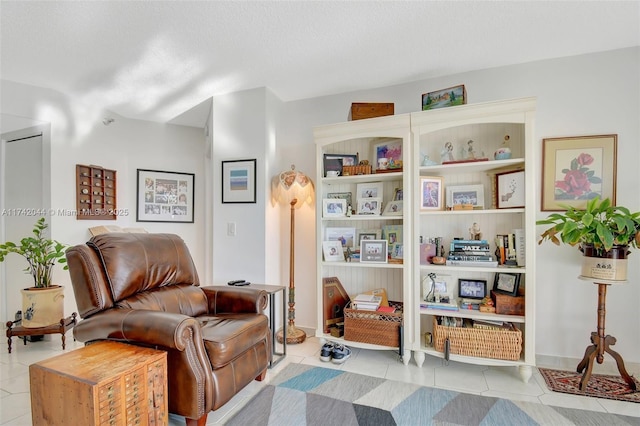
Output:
[537, 197, 640, 280]
[0, 217, 68, 327]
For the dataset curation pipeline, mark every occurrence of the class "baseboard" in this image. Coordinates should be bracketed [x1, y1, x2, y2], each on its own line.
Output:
[537, 354, 640, 377]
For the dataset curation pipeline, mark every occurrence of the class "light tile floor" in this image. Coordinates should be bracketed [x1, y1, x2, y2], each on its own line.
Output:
[1, 334, 638, 425]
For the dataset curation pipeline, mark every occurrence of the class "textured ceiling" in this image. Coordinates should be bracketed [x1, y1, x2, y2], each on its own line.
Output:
[1, 1, 639, 128]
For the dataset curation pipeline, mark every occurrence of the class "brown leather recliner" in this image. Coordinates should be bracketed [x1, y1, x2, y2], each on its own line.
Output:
[66, 233, 271, 426]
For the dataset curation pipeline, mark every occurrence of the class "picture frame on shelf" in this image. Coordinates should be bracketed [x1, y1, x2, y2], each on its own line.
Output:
[372, 139, 403, 171]
[458, 279, 487, 300]
[322, 241, 345, 262]
[323, 153, 358, 177]
[360, 239, 388, 263]
[356, 197, 382, 215]
[541, 134, 617, 211]
[382, 200, 403, 216]
[382, 224, 403, 246]
[325, 227, 357, 250]
[327, 192, 353, 210]
[322, 198, 347, 217]
[393, 188, 403, 201]
[357, 229, 381, 246]
[419, 176, 444, 211]
[136, 169, 195, 223]
[391, 243, 404, 259]
[446, 184, 485, 210]
[221, 159, 256, 204]
[493, 272, 521, 296]
[422, 84, 467, 111]
[496, 170, 525, 209]
[356, 182, 384, 200]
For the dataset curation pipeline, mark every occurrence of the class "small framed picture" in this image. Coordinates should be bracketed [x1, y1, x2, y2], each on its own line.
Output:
[357, 229, 381, 246]
[360, 239, 388, 263]
[327, 192, 353, 209]
[382, 200, 403, 216]
[356, 197, 382, 215]
[322, 241, 345, 262]
[325, 227, 357, 250]
[493, 272, 521, 296]
[458, 279, 487, 300]
[372, 140, 403, 170]
[447, 184, 485, 209]
[391, 243, 404, 259]
[221, 159, 256, 204]
[356, 182, 384, 200]
[393, 188, 403, 201]
[497, 170, 525, 209]
[419, 176, 444, 211]
[382, 224, 403, 246]
[322, 199, 347, 217]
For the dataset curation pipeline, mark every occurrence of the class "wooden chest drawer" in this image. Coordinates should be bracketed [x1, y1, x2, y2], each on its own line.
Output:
[30, 341, 168, 426]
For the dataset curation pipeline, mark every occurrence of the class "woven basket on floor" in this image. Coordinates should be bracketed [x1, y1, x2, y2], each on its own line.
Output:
[432, 317, 522, 361]
[344, 301, 403, 347]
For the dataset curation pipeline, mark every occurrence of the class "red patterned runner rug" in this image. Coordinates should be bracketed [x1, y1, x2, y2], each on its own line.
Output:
[539, 368, 640, 403]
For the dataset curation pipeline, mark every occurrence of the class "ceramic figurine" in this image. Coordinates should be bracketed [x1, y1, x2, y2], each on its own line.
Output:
[421, 154, 437, 166]
[494, 135, 512, 160]
[440, 142, 454, 163]
[469, 222, 482, 240]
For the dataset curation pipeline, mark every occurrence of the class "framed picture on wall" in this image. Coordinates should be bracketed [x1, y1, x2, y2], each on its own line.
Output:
[136, 169, 195, 223]
[221, 159, 257, 203]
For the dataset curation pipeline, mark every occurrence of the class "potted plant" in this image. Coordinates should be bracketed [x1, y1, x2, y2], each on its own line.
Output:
[0, 217, 68, 327]
[537, 197, 640, 280]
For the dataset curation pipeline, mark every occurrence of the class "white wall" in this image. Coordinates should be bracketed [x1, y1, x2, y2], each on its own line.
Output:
[278, 47, 640, 363]
[0, 80, 206, 318]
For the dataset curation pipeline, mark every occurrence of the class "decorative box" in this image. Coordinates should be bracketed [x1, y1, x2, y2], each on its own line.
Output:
[349, 103, 394, 121]
[342, 164, 372, 176]
[492, 289, 525, 316]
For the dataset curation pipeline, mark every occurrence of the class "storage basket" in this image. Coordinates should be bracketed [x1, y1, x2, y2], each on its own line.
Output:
[342, 164, 372, 176]
[432, 317, 522, 361]
[344, 301, 403, 347]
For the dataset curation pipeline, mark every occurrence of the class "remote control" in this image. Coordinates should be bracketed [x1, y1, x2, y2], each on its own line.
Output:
[228, 280, 246, 286]
[235, 281, 250, 286]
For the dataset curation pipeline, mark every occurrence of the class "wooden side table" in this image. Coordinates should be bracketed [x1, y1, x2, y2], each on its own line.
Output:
[6, 312, 77, 353]
[30, 340, 168, 425]
[576, 277, 636, 391]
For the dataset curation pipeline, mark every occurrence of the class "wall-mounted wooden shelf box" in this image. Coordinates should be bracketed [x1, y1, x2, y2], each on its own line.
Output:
[76, 164, 117, 220]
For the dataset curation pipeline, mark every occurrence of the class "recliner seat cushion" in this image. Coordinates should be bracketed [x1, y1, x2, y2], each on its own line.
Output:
[116, 284, 208, 317]
[199, 313, 269, 368]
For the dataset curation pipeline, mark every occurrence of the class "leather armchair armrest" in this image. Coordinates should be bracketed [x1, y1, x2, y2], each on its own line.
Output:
[74, 309, 202, 351]
[200, 286, 268, 314]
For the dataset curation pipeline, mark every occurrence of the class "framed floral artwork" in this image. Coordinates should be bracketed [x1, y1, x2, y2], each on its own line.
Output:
[541, 134, 617, 211]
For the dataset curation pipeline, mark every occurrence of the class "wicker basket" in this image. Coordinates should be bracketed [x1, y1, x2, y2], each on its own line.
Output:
[342, 164, 372, 176]
[432, 317, 522, 361]
[344, 301, 403, 347]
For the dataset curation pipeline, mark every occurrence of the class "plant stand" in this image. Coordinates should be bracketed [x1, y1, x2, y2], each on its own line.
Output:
[576, 278, 636, 391]
[6, 312, 77, 353]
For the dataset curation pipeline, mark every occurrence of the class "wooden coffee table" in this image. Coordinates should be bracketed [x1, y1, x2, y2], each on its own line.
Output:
[6, 313, 77, 353]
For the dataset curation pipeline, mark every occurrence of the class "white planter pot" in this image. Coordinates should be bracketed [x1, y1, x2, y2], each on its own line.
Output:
[20, 285, 65, 328]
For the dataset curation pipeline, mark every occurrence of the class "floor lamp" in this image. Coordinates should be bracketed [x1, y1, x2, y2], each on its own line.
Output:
[272, 165, 314, 344]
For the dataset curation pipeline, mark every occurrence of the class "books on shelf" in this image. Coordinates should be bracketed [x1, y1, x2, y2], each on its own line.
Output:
[495, 231, 525, 266]
[445, 259, 498, 267]
[421, 301, 459, 311]
[352, 293, 382, 311]
[447, 239, 497, 266]
[473, 320, 514, 330]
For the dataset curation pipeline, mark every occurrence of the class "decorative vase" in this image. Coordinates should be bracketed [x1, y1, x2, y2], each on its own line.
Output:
[20, 285, 65, 328]
[580, 244, 629, 281]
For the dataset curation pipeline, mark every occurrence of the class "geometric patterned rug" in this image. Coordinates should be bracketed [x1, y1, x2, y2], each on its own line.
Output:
[539, 368, 640, 404]
[226, 363, 640, 425]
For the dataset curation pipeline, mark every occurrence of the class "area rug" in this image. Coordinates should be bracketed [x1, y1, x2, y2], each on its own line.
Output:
[539, 368, 640, 404]
[226, 363, 640, 425]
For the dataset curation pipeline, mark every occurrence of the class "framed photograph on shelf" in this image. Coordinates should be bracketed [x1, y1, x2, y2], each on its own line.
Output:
[446, 184, 485, 209]
[493, 272, 521, 296]
[458, 279, 487, 300]
[372, 140, 402, 170]
[357, 229, 381, 246]
[391, 243, 404, 259]
[541, 134, 617, 211]
[221, 159, 256, 204]
[496, 170, 525, 209]
[323, 153, 358, 177]
[325, 227, 357, 250]
[136, 169, 194, 223]
[393, 188, 403, 201]
[327, 192, 353, 210]
[322, 241, 345, 262]
[419, 176, 444, 211]
[360, 239, 388, 263]
[356, 182, 384, 200]
[322, 199, 347, 217]
[382, 200, 403, 216]
[356, 197, 382, 215]
[382, 224, 403, 246]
